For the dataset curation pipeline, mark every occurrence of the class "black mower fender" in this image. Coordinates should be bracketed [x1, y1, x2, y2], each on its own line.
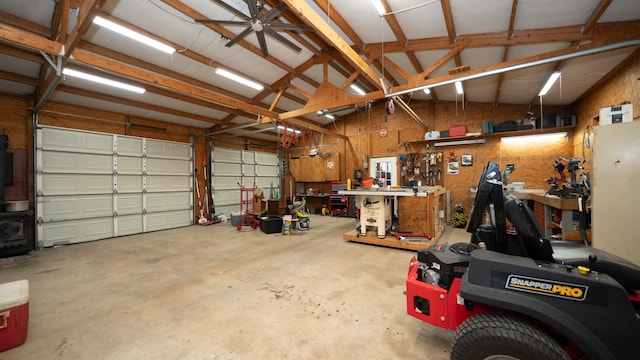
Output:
[459, 250, 639, 360]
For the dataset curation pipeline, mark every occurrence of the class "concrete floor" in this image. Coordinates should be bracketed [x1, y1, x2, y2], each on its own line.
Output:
[0, 215, 469, 359]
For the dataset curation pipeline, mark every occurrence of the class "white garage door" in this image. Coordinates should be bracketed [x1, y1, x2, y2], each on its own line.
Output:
[210, 147, 279, 217]
[36, 126, 193, 247]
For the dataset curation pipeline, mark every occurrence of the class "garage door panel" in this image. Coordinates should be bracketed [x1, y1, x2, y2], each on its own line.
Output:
[117, 137, 143, 156]
[242, 151, 255, 164]
[42, 219, 114, 247]
[147, 210, 191, 232]
[242, 164, 255, 176]
[41, 127, 112, 154]
[256, 165, 278, 177]
[117, 214, 143, 236]
[146, 140, 190, 160]
[213, 189, 238, 205]
[117, 194, 143, 215]
[213, 148, 241, 162]
[38, 127, 193, 247]
[212, 175, 241, 189]
[42, 152, 113, 174]
[241, 177, 256, 187]
[117, 175, 142, 193]
[147, 158, 190, 175]
[42, 174, 112, 195]
[117, 156, 143, 174]
[216, 205, 236, 218]
[147, 192, 190, 212]
[146, 175, 190, 192]
[212, 162, 241, 176]
[41, 195, 113, 221]
[255, 177, 278, 188]
[255, 152, 277, 165]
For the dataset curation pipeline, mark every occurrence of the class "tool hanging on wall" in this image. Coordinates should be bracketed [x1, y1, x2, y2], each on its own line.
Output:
[195, 168, 207, 224]
[202, 152, 214, 224]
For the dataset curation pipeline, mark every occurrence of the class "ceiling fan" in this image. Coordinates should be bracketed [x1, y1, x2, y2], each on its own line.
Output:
[195, 0, 313, 57]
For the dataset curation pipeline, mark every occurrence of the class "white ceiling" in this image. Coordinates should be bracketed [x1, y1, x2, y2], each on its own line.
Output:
[0, 0, 639, 143]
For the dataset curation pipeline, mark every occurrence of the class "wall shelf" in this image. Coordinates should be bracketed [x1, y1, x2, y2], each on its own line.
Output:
[409, 125, 577, 146]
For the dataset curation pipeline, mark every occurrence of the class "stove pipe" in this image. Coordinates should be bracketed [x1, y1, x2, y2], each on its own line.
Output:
[0, 135, 7, 212]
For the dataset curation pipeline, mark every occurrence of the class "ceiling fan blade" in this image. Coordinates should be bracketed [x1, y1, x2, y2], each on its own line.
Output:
[256, 30, 269, 57]
[261, 3, 286, 22]
[195, 19, 250, 27]
[226, 26, 254, 47]
[211, 0, 251, 21]
[264, 29, 302, 53]
[247, 0, 259, 20]
[265, 22, 313, 32]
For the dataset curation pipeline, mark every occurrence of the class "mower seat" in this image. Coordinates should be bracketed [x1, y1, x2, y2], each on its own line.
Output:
[504, 194, 640, 292]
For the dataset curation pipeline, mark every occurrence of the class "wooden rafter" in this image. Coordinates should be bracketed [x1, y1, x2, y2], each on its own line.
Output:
[583, 0, 613, 34]
[494, 0, 518, 105]
[71, 48, 277, 119]
[440, 0, 457, 45]
[57, 84, 222, 125]
[282, 0, 382, 89]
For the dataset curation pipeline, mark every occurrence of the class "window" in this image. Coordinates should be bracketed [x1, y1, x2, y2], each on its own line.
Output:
[369, 156, 397, 187]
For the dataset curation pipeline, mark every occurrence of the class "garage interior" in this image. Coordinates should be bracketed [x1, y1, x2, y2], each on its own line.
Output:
[0, 0, 639, 359]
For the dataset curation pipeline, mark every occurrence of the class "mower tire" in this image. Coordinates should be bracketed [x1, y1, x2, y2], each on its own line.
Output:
[451, 313, 570, 360]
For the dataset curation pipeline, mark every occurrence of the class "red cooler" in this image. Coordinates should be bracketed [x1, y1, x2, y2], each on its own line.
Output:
[0, 279, 29, 352]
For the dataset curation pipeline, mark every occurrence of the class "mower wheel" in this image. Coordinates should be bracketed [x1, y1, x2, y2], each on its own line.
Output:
[451, 313, 570, 360]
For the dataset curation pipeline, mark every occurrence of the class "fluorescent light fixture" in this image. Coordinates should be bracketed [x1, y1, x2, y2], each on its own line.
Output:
[500, 131, 567, 144]
[434, 139, 484, 147]
[371, 0, 386, 15]
[350, 84, 366, 96]
[384, 40, 640, 98]
[423, 88, 431, 95]
[93, 16, 175, 54]
[455, 81, 464, 95]
[63, 68, 145, 94]
[538, 71, 561, 96]
[277, 125, 301, 134]
[215, 68, 264, 91]
[324, 114, 335, 120]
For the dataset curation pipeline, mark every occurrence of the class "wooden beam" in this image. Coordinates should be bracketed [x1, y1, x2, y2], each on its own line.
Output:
[0, 69, 35, 86]
[583, 0, 612, 34]
[281, 117, 347, 140]
[419, 43, 462, 80]
[0, 23, 64, 55]
[57, 84, 222, 124]
[0, 10, 50, 36]
[507, 0, 518, 40]
[312, 0, 364, 50]
[71, 49, 278, 119]
[282, 0, 382, 88]
[280, 89, 384, 120]
[389, 39, 636, 96]
[440, 0, 457, 45]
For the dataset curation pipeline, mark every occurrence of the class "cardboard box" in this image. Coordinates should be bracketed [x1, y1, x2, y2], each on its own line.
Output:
[599, 104, 633, 125]
[253, 188, 267, 214]
[0, 280, 29, 352]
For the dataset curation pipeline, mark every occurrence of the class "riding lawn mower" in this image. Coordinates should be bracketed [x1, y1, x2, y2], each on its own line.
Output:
[405, 161, 640, 359]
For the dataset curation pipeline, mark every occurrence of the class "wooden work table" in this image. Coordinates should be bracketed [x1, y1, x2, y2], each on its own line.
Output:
[339, 186, 448, 250]
[509, 189, 584, 241]
[507, 189, 579, 210]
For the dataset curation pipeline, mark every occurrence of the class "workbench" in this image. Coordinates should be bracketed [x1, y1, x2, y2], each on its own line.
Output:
[339, 187, 447, 250]
[508, 189, 585, 241]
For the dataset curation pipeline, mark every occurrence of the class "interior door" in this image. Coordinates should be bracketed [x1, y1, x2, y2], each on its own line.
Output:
[369, 156, 398, 187]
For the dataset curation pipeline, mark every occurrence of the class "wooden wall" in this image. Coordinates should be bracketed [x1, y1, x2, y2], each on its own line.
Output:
[574, 49, 640, 165]
[322, 99, 575, 215]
